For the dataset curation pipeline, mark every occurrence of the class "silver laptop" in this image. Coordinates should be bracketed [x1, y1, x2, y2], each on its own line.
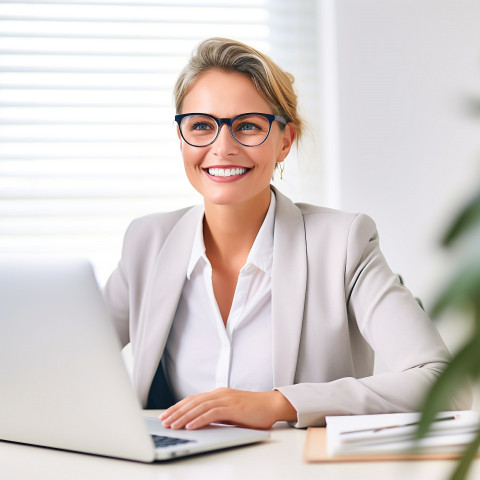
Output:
[0, 255, 270, 462]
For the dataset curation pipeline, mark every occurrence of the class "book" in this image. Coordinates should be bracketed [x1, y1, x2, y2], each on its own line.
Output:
[326, 410, 479, 457]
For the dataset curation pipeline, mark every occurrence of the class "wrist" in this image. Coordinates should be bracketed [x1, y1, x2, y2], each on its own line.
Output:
[270, 390, 297, 423]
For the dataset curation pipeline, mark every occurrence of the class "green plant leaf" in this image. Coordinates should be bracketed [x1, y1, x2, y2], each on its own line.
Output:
[442, 190, 480, 246]
[450, 429, 480, 480]
[431, 262, 480, 319]
[417, 337, 480, 438]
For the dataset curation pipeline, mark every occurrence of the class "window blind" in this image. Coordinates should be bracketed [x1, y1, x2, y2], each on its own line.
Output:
[0, 0, 319, 283]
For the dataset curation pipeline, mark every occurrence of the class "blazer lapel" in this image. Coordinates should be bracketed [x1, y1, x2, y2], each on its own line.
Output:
[271, 187, 308, 388]
[132, 189, 307, 404]
[134, 205, 203, 406]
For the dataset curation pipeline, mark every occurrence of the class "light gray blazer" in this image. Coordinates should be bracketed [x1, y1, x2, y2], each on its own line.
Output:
[103, 187, 470, 428]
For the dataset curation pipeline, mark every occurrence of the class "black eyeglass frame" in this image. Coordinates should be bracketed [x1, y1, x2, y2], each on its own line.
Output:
[174, 112, 288, 147]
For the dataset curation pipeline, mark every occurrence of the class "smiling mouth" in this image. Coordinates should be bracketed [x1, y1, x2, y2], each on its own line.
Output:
[205, 167, 249, 177]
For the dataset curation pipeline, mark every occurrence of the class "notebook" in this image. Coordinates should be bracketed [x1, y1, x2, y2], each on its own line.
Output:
[0, 255, 270, 462]
[304, 411, 480, 463]
[326, 411, 479, 457]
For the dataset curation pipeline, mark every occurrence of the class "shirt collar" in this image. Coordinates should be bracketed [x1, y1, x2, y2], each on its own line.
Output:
[187, 207, 207, 280]
[244, 190, 275, 274]
[186, 190, 276, 279]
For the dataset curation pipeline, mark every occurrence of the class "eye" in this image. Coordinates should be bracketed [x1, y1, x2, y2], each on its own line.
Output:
[191, 121, 215, 131]
[236, 122, 261, 132]
[233, 115, 270, 136]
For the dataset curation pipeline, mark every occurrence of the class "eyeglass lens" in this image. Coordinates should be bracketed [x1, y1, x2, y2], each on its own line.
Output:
[180, 114, 272, 147]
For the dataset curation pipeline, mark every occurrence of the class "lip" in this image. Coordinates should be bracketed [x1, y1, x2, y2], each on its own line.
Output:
[203, 166, 251, 183]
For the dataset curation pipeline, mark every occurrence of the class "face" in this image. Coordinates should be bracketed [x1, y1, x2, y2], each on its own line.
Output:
[178, 69, 295, 210]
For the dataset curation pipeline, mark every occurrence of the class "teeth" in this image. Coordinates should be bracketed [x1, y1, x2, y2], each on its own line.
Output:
[207, 168, 247, 177]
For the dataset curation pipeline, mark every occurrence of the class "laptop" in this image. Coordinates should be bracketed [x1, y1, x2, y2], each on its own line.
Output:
[0, 255, 270, 462]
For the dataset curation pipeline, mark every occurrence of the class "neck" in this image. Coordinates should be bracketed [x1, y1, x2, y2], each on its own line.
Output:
[203, 187, 272, 264]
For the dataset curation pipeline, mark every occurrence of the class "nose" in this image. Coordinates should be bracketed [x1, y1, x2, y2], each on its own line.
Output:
[211, 123, 239, 155]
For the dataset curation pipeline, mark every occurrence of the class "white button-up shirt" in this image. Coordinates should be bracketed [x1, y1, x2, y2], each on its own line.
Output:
[163, 192, 276, 401]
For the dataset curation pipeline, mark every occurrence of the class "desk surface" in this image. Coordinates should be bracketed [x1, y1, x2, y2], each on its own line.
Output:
[1, 411, 479, 480]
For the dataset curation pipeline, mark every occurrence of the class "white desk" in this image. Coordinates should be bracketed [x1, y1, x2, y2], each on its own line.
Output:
[1, 411, 479, 480]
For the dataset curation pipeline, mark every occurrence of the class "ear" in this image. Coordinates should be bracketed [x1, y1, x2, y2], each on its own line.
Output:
[277, 123, 296, 163]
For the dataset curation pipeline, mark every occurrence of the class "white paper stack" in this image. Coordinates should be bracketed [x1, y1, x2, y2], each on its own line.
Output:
[326, 411, 480, 457]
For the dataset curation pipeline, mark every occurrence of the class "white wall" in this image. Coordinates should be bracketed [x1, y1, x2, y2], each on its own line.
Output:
[318, 0, 480, 322]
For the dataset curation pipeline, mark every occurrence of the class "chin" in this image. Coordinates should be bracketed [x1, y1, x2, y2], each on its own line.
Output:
[204, 194, 243, 207]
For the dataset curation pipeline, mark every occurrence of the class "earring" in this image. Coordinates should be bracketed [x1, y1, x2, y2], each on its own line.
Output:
[278, 162, 285, 180]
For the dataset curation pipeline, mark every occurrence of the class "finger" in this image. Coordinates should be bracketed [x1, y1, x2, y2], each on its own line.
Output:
[160, 392, 206, 422]
[162, 395, 215, 429]
[161, 388, 244, 429]
[170, 400, 223, 430]
[159, 396, 191, 421]
[185, 406, 233, 430]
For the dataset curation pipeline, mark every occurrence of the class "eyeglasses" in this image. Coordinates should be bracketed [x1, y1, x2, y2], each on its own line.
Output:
[174, 112, 287, 147]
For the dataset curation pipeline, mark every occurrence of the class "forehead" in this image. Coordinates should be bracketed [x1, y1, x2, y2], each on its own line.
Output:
[181, 69, 272, 115]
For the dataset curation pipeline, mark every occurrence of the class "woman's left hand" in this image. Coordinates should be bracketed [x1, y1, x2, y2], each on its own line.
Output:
[159, 388, 297, 430]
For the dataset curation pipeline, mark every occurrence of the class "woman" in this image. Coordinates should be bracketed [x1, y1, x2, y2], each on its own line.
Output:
[104, 37, 470, 431]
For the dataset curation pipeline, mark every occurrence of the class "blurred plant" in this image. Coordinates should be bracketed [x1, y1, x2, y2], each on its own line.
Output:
[417, 188, 480, 480]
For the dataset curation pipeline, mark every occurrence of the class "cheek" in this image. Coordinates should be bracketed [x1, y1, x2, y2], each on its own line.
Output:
[255, 146, 279, 172]
[181, 145, 203, 168]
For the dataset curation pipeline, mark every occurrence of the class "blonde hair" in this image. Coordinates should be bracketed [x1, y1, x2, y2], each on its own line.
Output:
[173, 37, 303, 142]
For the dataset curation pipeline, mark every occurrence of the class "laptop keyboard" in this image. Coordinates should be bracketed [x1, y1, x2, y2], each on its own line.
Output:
[151, 434, 196, 448]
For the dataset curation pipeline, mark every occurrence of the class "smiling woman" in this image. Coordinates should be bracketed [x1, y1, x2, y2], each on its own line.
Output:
[103, 37, 470, 433]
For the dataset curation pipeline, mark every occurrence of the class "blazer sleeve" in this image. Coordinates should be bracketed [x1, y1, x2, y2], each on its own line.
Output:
[102, 207, 195, 352]
[277, 213, 472, 428]
[102, 213, 170, 348]
[103, 221, 134, 348]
